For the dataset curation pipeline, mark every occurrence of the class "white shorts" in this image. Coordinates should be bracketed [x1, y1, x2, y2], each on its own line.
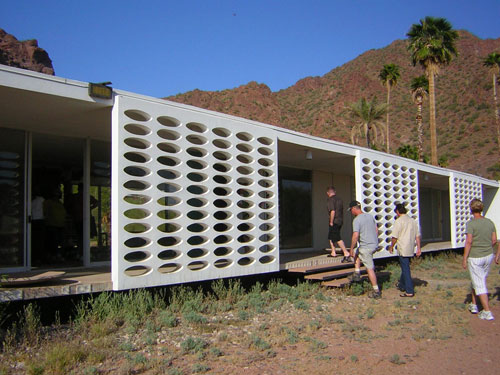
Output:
[467, 254, 494, 295]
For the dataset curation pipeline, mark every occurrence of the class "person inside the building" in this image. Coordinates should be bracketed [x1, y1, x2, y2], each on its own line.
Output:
[71, 183, 98, 255]
[43, 187, 66, 262]
[31, 186, 45, 265]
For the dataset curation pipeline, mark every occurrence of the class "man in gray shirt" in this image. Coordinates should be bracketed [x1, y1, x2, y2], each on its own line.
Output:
[348, 201, 381, 299]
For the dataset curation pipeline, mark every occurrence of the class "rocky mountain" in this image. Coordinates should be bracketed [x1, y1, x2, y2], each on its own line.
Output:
[167, 31, 500, 178]
[0, 28, 54, 75]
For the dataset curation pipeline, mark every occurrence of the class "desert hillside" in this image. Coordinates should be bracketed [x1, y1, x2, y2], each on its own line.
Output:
[1, 27, 499, 177]
[0, 28, 54, 75]
[167, 31, 500, 178]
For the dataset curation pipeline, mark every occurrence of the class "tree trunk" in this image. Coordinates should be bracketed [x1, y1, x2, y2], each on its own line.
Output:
[428, 68, 438, 166]
[493, 72, 500, 156]
[366, 123, 372, 149]
[386, 82, 391, 153]
[416, 96, 423, 162]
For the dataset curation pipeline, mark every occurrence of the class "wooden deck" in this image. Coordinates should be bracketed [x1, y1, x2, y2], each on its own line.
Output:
[0, 266, 111, 302]
[0, 242, 456, 302]
[279, 250, 346, 270]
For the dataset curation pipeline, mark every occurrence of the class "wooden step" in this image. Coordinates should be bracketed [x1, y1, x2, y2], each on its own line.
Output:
[288, 261, 355, 274]
[321, 278, 350, 288]
[305, 267, 366, 281]
[321, 271, 391, 288]
[321, 275, 368, 288]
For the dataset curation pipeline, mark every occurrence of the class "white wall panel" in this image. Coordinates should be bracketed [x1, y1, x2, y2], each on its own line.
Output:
[451, 173, 482, 246]
[355, 150, 419, 257]
[112, 96, 279, 290]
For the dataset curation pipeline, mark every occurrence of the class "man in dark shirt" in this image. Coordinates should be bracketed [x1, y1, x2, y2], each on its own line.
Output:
[326, 186, 351, 263]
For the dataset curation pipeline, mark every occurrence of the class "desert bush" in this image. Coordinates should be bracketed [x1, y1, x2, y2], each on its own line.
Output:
[211, 279, 244, 305]
[249, 334, 271, 351]
[74, 289, 165, 329]
[19, 303, 42, 346]
[181, 337, 208, 354]
[192, 363, 210, 373]
[168, 286, 205, 315]
[389, 354, 406, 365]
[42, 342, 89, 375]
[183, 311, 208, 325]
[157, 310, 178, 328]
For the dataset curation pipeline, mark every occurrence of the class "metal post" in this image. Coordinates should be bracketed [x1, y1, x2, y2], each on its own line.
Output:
[449, 172, 457, 248]
[25, 131, 32, 269]
[83, 138, 91, 267]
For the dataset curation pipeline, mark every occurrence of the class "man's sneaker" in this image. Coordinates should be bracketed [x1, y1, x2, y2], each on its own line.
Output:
[348, 272, 362, 282]
[478, 310, 494, 321]
[368, 290, 381, 299]
[467, 303, 479, 314]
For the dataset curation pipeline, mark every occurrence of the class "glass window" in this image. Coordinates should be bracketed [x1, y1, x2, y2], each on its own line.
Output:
[31, 133, 84, 267]
[278, 167, 312, 249]
[90, 140, 111, 262]
[0, 128, 25, 268]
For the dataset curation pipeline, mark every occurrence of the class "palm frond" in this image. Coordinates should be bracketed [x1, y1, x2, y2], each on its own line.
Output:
[379, 63, 401, 87]
[407, 16, 459, 69]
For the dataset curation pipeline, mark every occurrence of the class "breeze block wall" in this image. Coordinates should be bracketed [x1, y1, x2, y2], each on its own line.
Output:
[451, 174, 482, 246]
[356, 150, 419, 255]
[112, 96, 280, 290]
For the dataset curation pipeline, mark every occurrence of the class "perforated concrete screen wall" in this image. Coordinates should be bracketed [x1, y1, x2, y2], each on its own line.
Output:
[356, 151, 419, 255]
[112, 96, 280, 290]
[452, 175, 482, 246]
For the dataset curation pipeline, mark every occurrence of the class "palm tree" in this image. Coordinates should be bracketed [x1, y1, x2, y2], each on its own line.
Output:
[483, 52, 500, 154]
[348, 97, 387, 149]
[396, 144, 419, 161]
[379, 63, 400, 154]
[410, 75, 429, 162]
[407, 16, 459, 166]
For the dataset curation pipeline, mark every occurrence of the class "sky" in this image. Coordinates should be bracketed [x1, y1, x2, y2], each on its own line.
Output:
[2, 1, 500, 98]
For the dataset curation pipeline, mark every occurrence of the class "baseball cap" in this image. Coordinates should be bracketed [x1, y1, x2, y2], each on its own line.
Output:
[348, 200, 360, 210]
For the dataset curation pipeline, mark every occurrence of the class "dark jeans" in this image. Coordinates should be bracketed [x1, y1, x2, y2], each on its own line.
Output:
[399, 256, 414, 295]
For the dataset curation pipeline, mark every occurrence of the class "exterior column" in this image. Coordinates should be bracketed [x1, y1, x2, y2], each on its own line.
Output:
[83, 138, 91, 267]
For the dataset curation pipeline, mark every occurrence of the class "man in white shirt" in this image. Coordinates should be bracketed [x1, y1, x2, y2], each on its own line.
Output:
[389, 203, 421, 297]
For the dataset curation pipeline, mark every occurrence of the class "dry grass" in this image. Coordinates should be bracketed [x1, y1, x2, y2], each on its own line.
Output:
[0, 251, 498, 374]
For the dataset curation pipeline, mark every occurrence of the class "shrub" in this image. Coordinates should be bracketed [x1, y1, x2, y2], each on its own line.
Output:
[249, 334, 271, 351]
[168, 286, 205, 315]
[209, 347, 223, 357]
[192, 363, 210, 373]
[158, 310, 178, 328]
[43, 342, 89, 375]
[211, 279, 244, 305]
[74, 289, 164, 329]
[389, 354, 406, 365]
[181, 337, 207, 354]
[19, 303, 41, 346]
[183, 311, 207, 325]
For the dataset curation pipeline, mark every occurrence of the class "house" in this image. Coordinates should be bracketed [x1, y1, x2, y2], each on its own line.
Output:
[1, 64, 499, 297]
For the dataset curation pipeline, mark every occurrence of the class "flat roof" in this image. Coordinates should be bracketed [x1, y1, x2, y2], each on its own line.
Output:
[1, 65, 498, 187]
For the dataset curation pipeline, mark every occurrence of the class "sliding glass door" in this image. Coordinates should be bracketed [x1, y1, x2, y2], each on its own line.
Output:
[90, 140, 111, 263]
